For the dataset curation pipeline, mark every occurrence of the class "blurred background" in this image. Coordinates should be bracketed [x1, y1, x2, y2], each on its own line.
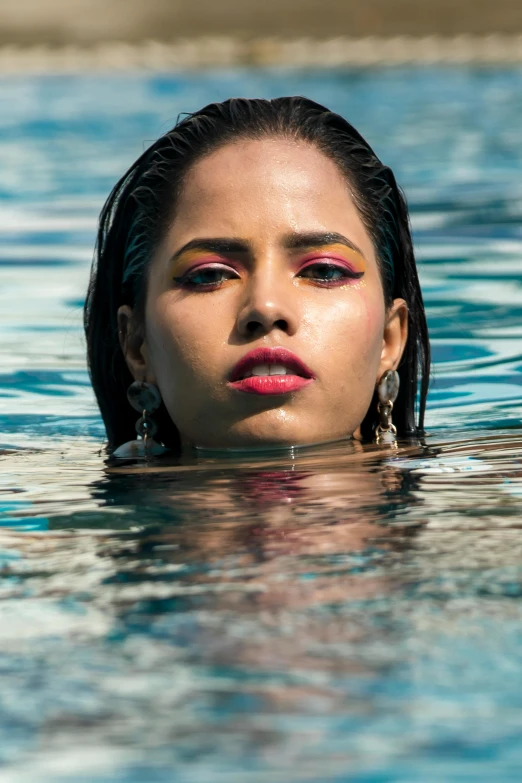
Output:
[1, 0, 522, 44]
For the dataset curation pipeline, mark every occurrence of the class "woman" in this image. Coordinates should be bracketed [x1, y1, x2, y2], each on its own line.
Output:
[84, 97, 430, 458]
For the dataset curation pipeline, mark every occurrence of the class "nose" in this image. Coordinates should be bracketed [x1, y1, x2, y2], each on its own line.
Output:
[236, 267, 299, 339]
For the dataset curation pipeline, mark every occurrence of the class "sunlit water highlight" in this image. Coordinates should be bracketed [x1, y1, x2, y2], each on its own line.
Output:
[1, 69, 522, 782]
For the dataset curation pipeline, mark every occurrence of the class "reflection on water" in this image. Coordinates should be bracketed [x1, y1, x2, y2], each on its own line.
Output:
[1, 69, 522, 781]
[2, 433, 522, 781]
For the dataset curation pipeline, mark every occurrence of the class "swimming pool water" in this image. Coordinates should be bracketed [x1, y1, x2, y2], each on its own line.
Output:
[1, 68, 522, 782]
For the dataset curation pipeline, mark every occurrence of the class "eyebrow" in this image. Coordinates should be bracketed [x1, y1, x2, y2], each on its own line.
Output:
[282, 231, 366, 258]
[168, 231, 366, 265]
[168, 238, 250, 265]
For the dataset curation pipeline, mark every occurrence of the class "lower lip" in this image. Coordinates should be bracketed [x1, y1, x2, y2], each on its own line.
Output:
[229, 375, 313, 395]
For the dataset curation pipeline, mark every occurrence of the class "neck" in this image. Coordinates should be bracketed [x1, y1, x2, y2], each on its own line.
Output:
[190, 434, 356, 460]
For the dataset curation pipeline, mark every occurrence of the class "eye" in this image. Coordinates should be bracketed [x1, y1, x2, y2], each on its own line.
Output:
[174, 264, 240, 289]
[298, 262, 363, 286]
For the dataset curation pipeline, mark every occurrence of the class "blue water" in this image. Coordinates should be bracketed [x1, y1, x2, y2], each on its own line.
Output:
[1, 68, 522, 782]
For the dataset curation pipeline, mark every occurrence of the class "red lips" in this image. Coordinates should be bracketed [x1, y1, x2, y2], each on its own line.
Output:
[228, 347, 315, 396]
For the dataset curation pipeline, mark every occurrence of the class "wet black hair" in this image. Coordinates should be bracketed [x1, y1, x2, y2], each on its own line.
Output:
[84, 96, 430, 451]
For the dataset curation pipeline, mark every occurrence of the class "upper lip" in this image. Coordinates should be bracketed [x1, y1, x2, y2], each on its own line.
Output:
[229, 347, 315, 382]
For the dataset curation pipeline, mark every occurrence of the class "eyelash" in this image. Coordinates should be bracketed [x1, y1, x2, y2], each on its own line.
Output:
[173, 264, 240, 289]
[173, 261, 363, 290]
[298, 262, 363, 287]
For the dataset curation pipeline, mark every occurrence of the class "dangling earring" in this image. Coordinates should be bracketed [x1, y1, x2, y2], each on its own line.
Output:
[111, 381, 167, 460]
[374, 370, 400, 444]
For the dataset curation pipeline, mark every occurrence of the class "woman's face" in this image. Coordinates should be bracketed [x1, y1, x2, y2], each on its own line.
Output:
[120, 138, 407, 449]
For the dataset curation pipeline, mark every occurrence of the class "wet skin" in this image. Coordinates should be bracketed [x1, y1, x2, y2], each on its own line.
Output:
[119, 138, 408, 449]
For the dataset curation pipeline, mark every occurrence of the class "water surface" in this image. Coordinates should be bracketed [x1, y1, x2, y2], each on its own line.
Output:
[1, 68, 522, 782]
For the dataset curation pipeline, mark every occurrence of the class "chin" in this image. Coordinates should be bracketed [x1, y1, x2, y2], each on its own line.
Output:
[219, 417, 343, 450]
[226, 408, 311, 446]
[183, 407, 355, 450]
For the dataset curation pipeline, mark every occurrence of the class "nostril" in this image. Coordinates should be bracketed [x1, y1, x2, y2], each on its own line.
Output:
[246, 320, 262, 335]
[244, 318, 289, 336]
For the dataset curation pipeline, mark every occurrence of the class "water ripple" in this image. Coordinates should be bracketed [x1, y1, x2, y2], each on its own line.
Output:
[1, 69, 522, 782]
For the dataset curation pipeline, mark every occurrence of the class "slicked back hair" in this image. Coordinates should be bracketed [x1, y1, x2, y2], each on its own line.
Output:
[84, 97, 430, 451]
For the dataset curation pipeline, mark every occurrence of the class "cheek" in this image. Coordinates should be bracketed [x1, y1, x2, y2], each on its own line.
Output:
[145, 293, 230, 383]
[348, 288, 384, 358]
[307, 289, 385, 375]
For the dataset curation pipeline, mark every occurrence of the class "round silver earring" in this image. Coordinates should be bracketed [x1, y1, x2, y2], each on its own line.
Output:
[111, 381, 167, 460]
[374, 370, 400, 444]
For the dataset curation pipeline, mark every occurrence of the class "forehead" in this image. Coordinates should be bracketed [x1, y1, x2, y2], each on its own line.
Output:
[170, 137, 374, 259]
[180, 137, 347, 204]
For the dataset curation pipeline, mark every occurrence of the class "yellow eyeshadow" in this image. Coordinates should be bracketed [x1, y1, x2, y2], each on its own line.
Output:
[311, 243, 367, 273]
[169, 243, 367, 276]
[168, 248, 216, 275]
[339, 279, 366, 291]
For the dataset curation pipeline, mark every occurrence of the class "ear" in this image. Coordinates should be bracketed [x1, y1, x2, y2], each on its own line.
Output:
[117, 305, 155, 383]
[377, 297, 408, 380]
